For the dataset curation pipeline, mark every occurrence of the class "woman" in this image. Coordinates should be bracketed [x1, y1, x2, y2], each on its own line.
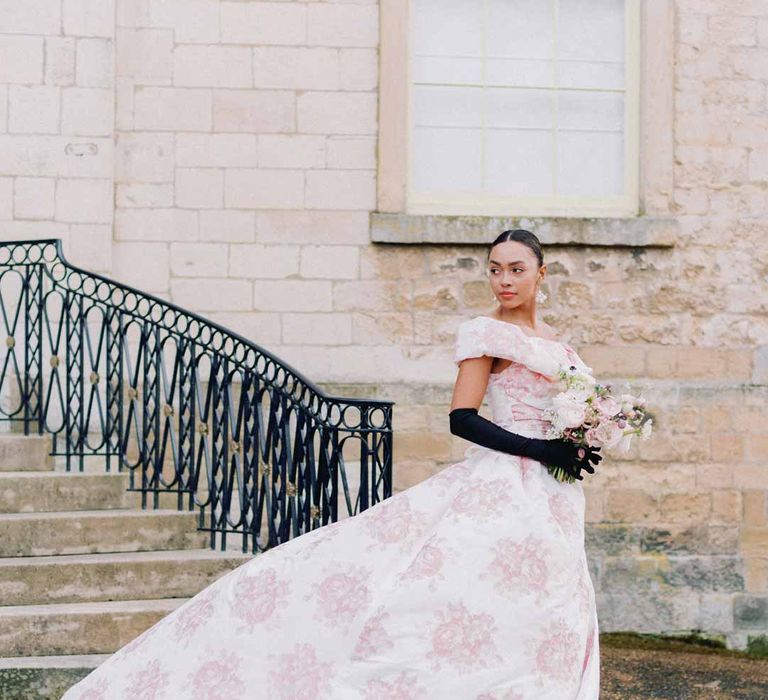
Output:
[62, 229, 602, 700]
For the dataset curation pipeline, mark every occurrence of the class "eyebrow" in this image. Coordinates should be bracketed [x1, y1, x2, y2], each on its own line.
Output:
[488, 259, 527, 266]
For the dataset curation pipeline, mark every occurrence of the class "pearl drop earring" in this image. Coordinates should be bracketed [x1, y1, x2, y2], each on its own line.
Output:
[536, 287, 547, 303]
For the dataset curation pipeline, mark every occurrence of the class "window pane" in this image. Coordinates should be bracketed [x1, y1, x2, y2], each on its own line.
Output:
[557, 90, 623, 132]
[486, 58, 552, 88]
[558, 131, 624, 196]
[486, 130, 554, 196]
[557, 60, 624, 90]
[413, 0, 483, 57]
[486, 88, 553, 129]
[413, 85, 483, 128]
[413, 56, 483, 85]
[558, 0, 625, 62]
[411, 127, 482, 192]
[487, 0, 553, 59]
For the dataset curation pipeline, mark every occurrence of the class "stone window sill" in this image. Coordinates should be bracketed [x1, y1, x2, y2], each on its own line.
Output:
[370, 212, 677, 247]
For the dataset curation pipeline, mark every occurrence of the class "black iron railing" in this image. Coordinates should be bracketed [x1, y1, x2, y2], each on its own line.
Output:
[0, 239, 393, 553]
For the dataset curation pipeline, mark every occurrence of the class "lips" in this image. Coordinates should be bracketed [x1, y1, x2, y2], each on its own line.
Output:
[500, 292, 517, 297]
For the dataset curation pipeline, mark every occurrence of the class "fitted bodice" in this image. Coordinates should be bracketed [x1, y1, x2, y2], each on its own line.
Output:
[453, 316, 593, 439]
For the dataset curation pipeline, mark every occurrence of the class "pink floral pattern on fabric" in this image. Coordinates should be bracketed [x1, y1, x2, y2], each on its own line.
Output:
[480, 533, 550, 601]
[185, 650, 246, 700]
[305, 564, 372, 633]
[363, 671, 429, 699]
[428, 601, 503, 674]
[352, 605, 395, 660]
[397, 535, 448, 592]
[448, 478, 516, 522]
[531, 619, 581, 687]
[363, 494, 428, 552]
[173, 587, 217, 644]
[228, 565, 290, 632]
[123, 658, 170, 699]
[60, 313, 600, 700]
[268, 642, 335, 700]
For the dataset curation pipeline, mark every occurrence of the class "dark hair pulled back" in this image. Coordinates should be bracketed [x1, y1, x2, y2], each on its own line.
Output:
[488, 229, 543, 268]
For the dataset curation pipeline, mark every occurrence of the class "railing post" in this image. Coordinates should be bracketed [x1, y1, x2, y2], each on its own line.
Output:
[23, 264, 44, 435]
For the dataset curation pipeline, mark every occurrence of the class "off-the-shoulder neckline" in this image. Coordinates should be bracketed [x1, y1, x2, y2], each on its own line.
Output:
[473, 315, 571, 348]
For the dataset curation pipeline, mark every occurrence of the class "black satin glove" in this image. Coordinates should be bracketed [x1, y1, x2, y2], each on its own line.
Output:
[448, 407, 602, 480]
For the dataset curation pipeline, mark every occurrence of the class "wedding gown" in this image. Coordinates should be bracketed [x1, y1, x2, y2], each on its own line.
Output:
[62, 314, 600, 700]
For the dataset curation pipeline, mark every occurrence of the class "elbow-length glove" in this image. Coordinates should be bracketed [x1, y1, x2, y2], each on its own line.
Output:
[448, 407, 601, 480]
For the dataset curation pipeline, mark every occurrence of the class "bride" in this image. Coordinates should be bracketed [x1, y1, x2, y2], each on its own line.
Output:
[62, 228, 603, 700]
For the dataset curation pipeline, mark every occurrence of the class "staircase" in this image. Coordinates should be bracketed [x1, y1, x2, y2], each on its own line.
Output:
[0, 433, 252, 699]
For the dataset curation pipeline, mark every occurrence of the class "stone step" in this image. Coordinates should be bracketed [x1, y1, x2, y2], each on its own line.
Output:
[0, 509, 209, 557]
[0, 598, 186, 657]
[0, 435, 52, 472]
[0, 548, 253, 606]
[0, 471, 133, 513]
[0, 654, 108, 700]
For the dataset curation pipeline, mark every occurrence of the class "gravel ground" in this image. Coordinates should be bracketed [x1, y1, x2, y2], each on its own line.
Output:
[601, 636, 768, 699]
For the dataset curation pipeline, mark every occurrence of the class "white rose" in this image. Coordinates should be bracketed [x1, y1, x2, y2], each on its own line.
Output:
[553, 397, 587, 429]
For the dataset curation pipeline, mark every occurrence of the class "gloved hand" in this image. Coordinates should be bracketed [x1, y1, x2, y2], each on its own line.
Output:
[448, 407, 602, 480]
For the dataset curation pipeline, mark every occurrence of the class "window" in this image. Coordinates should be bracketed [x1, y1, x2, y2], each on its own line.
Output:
[404, 0, 640, 218]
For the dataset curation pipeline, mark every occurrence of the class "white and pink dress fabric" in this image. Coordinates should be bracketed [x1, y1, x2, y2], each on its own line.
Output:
[62, 314, 600, 700]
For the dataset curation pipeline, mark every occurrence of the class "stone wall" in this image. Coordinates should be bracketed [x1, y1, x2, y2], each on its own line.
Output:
[1, 0, 768, 650]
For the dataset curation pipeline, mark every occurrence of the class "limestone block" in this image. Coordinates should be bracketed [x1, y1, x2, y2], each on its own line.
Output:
[733, 594, 768, 630]
[134, 87, 212, 132]
[282, 313, 352, 345]
[307, 3, 379, 47]
[14, 177, 55, 219]
[0, 0, 61, 34]
[0, 177, 11, 218]
[326, 136, 376, 169]
[116, 132, 174, 183]
[228, 243, 299, 279]
[252, 280, 333, 312]
[605, 488, 659, 523]
[63, 0, 114, 38]
[55, 178, 113, 224]
[150, 0, 220, 43]
[116, 183, 174, 208]
[171, 278, 252, 312]
[225, 169, 304, 209]
[169, 242, 228, 277]
[199, 210, 255, 243]
[256, 210, 369, 245]
[176, 133, 258, 168]
[0, 36, 44, 84]
[173, 45, 252, 88]
[299, 244, 359, 279]
[340, 48, 378, 90]
[332, 280, 411, 312]
[258, 135, 326, 169]
[221, 2, 306, 45]
[68, 224, 112, 271]
[115, 208, 198, 242]
[116, 28, 173, 83]
[213, 89, 294, 132]
[44, 37, 75, 86]
[252, 46, 339, 90]
[61, 88, 113, 136]
[8, 86, 59, 135]
[305, 170, 376, 210]
[175, 168, 224, 209]
[76, 38, 113, 88]
[297, 91, 377, 134]
[112, 241, 169, 292]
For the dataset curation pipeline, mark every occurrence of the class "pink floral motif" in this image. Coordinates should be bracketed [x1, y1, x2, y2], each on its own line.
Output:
[547, 492, 581, 537]
[268, 642, 335, 700]
[305, 564, 372, 632]
[75, 676, 110, 700]
[449, 478, 516, 521]
[427, 601, 503, 674]
[494, 363, 553, 402]
[426, 461, 473, 495]
[398, 536, 447, 591]
[480, 534, 549, 601]
[364, 495, 427, 552]
[228, 565, 290, 632]
[583, 620, 597, 673]
[476, 690, 524, 700]
[123, 658, 170, 699]
[363, 670, 428, 699]
[173, 587, 217, 644]
[577, 564, 593, 618]
[532, 619, 580, 686]
[186, 650, 246, 699]
[352, 605, 394, 660]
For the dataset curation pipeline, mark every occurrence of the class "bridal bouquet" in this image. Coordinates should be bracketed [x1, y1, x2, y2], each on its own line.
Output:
[541, 365, 653, 483]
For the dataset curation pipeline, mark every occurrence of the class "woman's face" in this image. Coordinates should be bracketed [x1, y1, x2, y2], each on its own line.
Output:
[486, 241, 544, 308]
